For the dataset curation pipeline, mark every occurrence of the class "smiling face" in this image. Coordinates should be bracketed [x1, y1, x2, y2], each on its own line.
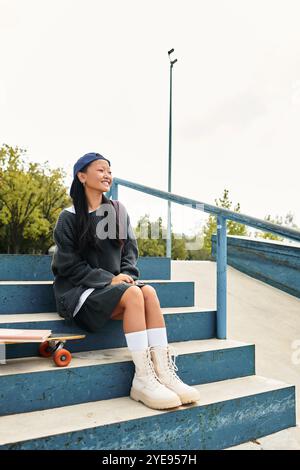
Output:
[77, 159, 113, 191]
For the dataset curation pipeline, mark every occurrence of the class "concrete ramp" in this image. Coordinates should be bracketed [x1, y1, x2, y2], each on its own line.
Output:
[172, 260, 300, 448]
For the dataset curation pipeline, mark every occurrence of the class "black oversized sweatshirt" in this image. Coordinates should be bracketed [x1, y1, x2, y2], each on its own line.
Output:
[51, 194, 140, 321]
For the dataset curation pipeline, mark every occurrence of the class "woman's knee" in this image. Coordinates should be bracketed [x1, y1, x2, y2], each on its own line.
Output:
[119, 285, 145, 308]
[140, 285, 158, 302]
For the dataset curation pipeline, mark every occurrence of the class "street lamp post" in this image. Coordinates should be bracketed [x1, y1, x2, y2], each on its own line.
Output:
[167, 48, 178, 258]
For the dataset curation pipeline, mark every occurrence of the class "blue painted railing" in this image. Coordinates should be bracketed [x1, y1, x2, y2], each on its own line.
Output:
[107, 178, 300, 339]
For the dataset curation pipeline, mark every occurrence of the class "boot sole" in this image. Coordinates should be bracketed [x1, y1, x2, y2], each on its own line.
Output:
[178, 393, 201, 405]
[130, 388, 181, 410]
[180, 398, 199, 405]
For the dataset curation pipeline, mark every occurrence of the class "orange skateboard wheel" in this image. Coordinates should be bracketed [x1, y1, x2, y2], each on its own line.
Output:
[39, 341, 52, 358]
[53, 349, 72, 367]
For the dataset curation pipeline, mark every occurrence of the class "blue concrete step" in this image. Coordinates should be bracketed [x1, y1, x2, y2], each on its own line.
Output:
[0, 280, 194, 314]
[0, 339, 255, 415]
[0, 375, 295, 450]
[0, 255, 171, 281]
[0, 308, 216, 358]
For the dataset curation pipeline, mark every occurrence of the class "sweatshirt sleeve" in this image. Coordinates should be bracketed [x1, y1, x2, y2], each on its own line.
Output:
[119, 203, 140, 280]
[51, 211, 115, 288]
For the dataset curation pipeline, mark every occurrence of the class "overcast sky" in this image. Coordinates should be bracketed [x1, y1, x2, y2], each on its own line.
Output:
[0, 0, 299, 237]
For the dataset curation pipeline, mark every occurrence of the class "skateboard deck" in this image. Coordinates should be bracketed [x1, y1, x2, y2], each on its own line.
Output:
[0, 333, 86, 344]
[0, 333, 86, 367]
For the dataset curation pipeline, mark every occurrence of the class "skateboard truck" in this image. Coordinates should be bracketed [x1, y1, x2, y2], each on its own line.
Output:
[38, 334, 85, 367]
[39, 340, 72, 367]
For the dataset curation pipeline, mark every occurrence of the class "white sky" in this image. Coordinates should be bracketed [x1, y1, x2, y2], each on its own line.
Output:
[0, 0, 299, 236]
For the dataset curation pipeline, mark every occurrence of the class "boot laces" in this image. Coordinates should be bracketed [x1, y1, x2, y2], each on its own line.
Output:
[166, 345, 184, 384]
[151, 345, 184, 384]
[143, 347, 163, 386]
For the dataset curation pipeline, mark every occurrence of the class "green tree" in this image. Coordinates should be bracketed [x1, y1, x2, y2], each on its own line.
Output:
[0, 144, 70, 254]
[135, 214, 165, 257]
[185, 230, 208, 260]
[23, 163, 71, 253]
[202, 189, 249, 258]
[172, 232, 188, 260]
[135, 214, 188, 258]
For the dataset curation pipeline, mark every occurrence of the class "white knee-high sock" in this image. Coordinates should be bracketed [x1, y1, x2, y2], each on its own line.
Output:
[147, 327, 168, 347]
[125, 330, 148, 351]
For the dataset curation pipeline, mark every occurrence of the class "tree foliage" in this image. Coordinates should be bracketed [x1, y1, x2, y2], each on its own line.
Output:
[201, 189, 249, 259]
[0, 144, 70, 254]
[135, 214, 188, 259]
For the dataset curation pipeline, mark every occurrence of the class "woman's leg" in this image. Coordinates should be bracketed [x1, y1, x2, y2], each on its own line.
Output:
[111, 284, 199, 405]
[111, 284, 168, 349]
[139, 286, 200, 404]
[110, 285, 181, 409]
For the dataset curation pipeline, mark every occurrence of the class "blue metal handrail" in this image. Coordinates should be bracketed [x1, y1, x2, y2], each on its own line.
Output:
[107, 178, 300, 339]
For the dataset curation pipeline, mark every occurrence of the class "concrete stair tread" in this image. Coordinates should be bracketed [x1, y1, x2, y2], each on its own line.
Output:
[0, 375, 293, 446]
[226, 425, 300, 450]
[0, 338, 252, 375]
[0, 306, 216, 323]
[0, 279, 194, 285]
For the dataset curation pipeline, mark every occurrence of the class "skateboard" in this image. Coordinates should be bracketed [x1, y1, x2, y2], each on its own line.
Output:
[0, 333, 86, 367]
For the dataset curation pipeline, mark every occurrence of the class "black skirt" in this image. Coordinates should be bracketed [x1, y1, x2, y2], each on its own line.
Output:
[73, 282, 143, 333]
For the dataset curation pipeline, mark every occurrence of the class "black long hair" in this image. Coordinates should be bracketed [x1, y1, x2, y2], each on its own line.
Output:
[69, 162, 124, 254]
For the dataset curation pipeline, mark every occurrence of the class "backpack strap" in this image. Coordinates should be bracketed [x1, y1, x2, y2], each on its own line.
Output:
[110, 199, 125, 252]
[110, 199, 119, 221]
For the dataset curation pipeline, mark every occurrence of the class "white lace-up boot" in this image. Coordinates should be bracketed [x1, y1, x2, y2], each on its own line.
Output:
[130, 346, 181, 410]
[150, 345, 201, 404]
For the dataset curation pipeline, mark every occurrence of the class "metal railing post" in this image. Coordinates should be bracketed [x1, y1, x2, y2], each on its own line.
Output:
[110, 181, 119, 200]
[217, 215, 227, 339]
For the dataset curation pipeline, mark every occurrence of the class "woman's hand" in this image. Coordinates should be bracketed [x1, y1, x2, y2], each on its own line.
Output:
[110, 273, 135, 285]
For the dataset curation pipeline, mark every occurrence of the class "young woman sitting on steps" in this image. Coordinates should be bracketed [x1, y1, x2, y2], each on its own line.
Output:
[51, 152, 200, 410]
